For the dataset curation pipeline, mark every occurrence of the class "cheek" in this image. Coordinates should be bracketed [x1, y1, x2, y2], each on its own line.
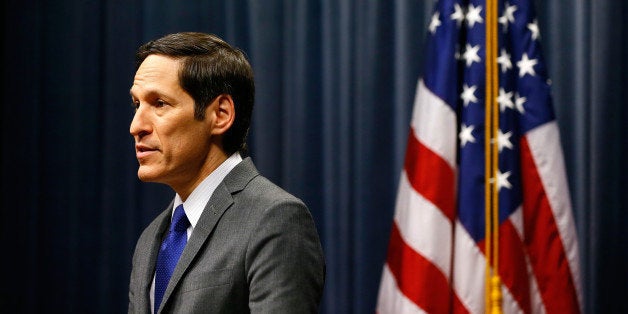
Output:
[166, 126, 211, 160]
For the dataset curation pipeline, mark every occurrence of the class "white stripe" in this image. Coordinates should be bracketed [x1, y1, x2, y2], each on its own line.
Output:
[452, 211, 547, 314]
[411, 79, 457, 169]
[451, 222, 528, 314]
[509, 205, 524, 241]
[505, 207, 546, 314]
[394, 172, 453, 279]
[525, 122, 582, 308]
[501, 281, 524, 314]
[377, 265, 427, 314]
[452, 221, 486, 314]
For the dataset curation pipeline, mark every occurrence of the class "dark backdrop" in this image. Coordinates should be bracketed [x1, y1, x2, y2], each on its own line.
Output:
[1, 1, 626, 313]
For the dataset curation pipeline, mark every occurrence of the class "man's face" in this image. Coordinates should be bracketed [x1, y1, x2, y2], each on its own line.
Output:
[130, 54, 213, 189]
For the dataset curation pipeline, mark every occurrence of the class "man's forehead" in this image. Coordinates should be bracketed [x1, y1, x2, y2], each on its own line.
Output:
[131, 55, 181, 95]
[136, 55, 181, 78]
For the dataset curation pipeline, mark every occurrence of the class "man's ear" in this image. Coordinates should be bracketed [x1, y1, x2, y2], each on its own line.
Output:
[208, 94, 235, 135]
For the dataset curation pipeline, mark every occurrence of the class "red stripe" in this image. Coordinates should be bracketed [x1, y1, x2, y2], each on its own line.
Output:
[520, 138, 580, 313]
[405, 128, 456, 221]
[386, 222, 468, 313]
[452, 295, 470, 314]
[498, 220, 532, 314]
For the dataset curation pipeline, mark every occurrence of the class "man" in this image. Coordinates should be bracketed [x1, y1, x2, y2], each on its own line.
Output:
[127, 32, 325, 313]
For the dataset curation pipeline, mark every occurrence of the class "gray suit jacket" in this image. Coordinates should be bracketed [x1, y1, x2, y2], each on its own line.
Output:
[128, 158, 325, 313]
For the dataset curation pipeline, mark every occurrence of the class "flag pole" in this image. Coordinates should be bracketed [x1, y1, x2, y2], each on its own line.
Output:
[484, 0, 493, 306]
[485, 0, 502, 313]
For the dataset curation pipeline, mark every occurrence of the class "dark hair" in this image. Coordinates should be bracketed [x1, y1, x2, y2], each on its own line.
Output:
[136, 32, 255, 155]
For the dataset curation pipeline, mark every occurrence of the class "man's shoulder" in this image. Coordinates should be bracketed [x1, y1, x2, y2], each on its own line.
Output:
[242, 173, 304, 205]
[227, 157, 304, 204]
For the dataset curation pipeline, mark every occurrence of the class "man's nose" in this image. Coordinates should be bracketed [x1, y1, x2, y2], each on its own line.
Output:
[130, 104, 151, 140]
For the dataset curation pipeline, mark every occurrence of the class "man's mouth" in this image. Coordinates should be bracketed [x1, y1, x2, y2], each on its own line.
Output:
[135, 144, 158, 159]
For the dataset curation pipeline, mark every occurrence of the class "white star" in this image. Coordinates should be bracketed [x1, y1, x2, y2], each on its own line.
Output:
[504, 3, 517, 23]
[497, 129, 513, 152]
[459, 124, 476, 147]
[515, 93, 527, 113]
[498, 3, 517, 32]
[451, 4, 465, 27]
[461, 84, 478, 107]
[466, 4, 484, 28]
[497, 87, 514, 112]
[429, 12, 442, 34]
[497, 49, 512, 73]
[462, 44, 481, 67]
[516, 53, 538, 77]
[528, 19, 540, 40]
[496, 170, 513, 191]
[498, 15, 509, 31]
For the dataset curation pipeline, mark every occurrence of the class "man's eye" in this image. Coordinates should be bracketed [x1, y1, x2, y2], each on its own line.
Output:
[132, 101, 140, 111]
[156, 100, 166, 108]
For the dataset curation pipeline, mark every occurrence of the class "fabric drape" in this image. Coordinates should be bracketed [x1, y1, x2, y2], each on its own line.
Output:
[1, 0, 626, 313]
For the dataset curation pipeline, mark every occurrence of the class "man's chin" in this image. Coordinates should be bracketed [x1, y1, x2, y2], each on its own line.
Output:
[137, 167, 162, 182]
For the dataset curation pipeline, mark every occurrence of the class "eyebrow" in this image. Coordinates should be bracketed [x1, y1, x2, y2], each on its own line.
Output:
[129, 87, 159, 99]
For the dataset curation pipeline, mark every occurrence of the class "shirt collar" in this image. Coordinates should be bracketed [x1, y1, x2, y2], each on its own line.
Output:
[172, 152, 243, 229]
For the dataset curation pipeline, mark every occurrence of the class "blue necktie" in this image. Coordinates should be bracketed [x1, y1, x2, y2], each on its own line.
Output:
[154, 204, 190, 312]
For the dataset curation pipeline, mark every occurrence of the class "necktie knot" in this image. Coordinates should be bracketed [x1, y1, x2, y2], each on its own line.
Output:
[171, 204, 190, 233]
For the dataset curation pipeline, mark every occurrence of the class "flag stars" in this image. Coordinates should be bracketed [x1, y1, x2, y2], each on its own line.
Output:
[528, 19, 540, 40]
[496, 170, 513, 191]
[461, 84, 478, 107]
[517, 53, 538, 77]
[497, 88, 514, 112]
[463, 44, 481, 67]
[451, 3, 465, 27]
[429, 12, 442, 34]
[497, 49, 512, 73]
[499, 2, 517, 31]
[459, 124, 476, 147]
[454, 44, 462, 60]
[515, 93, 527, 113]
[497, 129, 514, 152]
[498, 15, 509, 31]
[504, 3, 518, 22]
[466, 4, 484, 28]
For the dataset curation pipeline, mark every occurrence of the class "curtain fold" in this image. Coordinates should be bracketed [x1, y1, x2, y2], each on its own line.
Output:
[1, 0, 626, 313]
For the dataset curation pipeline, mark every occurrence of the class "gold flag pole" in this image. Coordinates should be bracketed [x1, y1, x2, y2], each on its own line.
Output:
[485, 0, 502, 313]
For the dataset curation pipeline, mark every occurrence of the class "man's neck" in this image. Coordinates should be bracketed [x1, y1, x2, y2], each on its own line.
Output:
[174, 151, 229, 201]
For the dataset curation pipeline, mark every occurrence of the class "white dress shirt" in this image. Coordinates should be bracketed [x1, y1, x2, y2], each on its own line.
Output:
[150, 153, 243, 313]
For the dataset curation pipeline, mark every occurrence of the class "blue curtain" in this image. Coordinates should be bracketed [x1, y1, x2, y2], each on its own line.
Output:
[538, 1, 628, 311]
[1, 0, 626, 313]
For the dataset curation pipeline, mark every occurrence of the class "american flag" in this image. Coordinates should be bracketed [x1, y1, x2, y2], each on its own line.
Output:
[377, 0, 582, 313]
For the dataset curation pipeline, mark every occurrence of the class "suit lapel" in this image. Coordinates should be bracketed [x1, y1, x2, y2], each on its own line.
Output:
[159, 158, 259, 312]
